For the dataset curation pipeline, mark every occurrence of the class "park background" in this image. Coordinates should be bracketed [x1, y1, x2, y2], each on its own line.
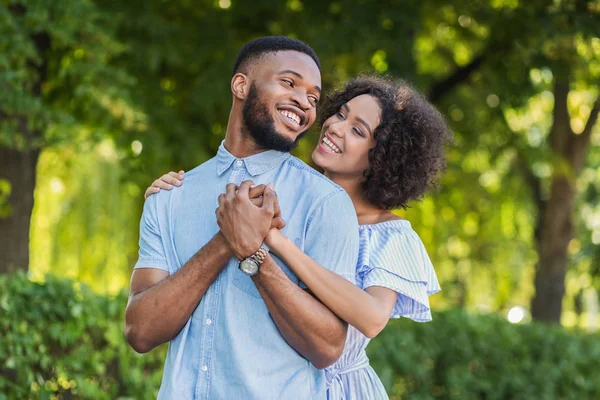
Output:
[1, 0, 600, 398]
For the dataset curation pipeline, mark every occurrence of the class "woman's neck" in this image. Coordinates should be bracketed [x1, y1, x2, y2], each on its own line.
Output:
[325, 172, 398, 224]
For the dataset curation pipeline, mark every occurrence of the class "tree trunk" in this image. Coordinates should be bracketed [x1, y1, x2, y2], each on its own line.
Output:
[0, 7, 49, 274]
[531, 176, 575, 322]
[530, 80, 599, 323]
[0, 147, 40, 273]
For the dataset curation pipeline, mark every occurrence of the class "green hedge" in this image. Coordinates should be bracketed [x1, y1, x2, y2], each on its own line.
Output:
[0, 272, 166, 399]
[2, 273, 599, 399]
[368, 310, 600, 399]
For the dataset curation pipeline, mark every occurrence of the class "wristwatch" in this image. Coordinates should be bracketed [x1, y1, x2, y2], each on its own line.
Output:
[238, 244, 269, 277]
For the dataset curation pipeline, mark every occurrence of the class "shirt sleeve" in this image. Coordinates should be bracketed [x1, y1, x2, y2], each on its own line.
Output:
[133, 194, 169, 272]
[303, 189, 359, 284]
[360, 228, 440, 322]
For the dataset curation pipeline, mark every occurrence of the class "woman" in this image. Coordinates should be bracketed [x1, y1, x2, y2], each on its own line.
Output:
[145, 75, 452, 399]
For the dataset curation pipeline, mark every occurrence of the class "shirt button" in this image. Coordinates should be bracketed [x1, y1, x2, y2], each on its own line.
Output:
[205, 319, 212, 325]
[201, 365, 208, 372]
[236, 160, 243, 166]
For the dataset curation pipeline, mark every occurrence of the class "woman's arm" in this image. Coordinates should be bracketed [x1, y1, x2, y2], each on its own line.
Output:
[266, 229, 398, 339]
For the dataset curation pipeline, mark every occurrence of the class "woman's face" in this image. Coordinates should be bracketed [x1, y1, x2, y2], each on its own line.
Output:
[312, 94, 381, 179]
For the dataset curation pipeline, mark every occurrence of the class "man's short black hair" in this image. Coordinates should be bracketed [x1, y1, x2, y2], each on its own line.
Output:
[232, 36, 321, 77]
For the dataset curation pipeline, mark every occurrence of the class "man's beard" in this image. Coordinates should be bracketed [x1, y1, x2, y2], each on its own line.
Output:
[242, 83, 307, 152]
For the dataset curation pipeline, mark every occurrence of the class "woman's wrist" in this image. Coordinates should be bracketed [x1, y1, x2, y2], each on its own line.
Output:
[265, 228, 285, 252]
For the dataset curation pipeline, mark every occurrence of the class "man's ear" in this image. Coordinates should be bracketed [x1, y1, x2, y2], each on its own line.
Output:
[231, 73, 249, 100]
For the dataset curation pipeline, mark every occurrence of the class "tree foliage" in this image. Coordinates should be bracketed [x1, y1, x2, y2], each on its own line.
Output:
[1, 0, 599, 322]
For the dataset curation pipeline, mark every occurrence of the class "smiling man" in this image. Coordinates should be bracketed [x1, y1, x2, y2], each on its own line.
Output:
[124, 37, 359, 399]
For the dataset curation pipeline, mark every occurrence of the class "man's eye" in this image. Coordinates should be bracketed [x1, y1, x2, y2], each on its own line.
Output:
[282, 79, 294, 87]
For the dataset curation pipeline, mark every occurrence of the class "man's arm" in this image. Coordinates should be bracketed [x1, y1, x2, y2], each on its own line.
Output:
[252, 256, 347, 369]
[125, 232, 232, 353]
[125, 190, 234, 353]
[126, 183, 286, 354]
[216, 181, 354, 368]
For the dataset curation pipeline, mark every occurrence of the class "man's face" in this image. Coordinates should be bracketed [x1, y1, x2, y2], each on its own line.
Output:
[242, 51, 321, 152]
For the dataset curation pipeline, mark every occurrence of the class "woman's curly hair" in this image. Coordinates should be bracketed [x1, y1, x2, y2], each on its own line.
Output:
[318, 75, 453, 210]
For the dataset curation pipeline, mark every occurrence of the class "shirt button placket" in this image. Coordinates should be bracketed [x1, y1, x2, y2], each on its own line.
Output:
[228, 159, 246, 185]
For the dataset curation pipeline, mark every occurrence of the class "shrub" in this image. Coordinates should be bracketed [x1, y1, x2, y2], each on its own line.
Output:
[0, 272, 166, 399]
[368, 309, 600, 399]
[2, 272, 599, 399]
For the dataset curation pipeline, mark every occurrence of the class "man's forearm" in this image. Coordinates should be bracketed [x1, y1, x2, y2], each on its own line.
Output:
[125, 232, 232, 353]
[252, 255, 347, 369]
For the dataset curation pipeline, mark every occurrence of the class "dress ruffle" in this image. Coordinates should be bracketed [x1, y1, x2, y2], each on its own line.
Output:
[356, 220, 440, 322]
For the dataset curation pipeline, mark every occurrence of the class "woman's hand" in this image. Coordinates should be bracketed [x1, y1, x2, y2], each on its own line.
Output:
[144, 170, 184, 199]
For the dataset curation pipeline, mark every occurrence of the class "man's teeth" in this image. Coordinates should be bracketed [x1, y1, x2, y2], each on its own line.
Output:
[280, 110, 301, 125]
[322, 136, 341, 153]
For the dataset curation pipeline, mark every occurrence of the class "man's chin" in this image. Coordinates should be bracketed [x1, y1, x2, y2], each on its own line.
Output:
[273, 122, 302, 141]
[249, 129, 296, 152]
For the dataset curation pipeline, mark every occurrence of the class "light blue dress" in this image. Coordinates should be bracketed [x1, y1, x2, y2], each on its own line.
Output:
[325, 220, 440, 400]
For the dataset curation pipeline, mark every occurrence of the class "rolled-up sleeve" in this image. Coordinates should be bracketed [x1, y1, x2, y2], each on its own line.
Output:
[134, 195, 169, 272]
[303, 189, 359, 284]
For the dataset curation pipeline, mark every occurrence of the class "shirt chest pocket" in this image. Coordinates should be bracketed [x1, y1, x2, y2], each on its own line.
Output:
[232, 238, 303, 299]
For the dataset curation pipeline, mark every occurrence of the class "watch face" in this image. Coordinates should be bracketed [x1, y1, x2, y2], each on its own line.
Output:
[239, 259, 259, 276]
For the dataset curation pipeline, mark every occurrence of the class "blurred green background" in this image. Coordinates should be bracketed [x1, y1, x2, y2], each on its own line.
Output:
[1, 0, 600, 398]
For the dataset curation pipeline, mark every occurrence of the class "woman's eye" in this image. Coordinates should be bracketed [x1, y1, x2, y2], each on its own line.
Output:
[336, 111, 345, 119]
[353, 127, 364, 137]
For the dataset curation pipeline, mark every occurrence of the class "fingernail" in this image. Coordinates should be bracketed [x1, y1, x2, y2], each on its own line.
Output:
[267, 183, 274, 190]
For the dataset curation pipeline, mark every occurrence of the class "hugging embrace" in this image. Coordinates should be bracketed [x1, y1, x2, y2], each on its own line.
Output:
[125, 36, 451, 400]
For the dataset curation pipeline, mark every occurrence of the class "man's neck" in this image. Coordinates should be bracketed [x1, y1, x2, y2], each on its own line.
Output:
[223, 112, 267, 158]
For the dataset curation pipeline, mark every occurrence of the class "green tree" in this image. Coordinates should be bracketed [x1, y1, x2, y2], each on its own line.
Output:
[0, 1, 134, 273]
[4, 0, 599, 326]
[411, 0, 600, 322]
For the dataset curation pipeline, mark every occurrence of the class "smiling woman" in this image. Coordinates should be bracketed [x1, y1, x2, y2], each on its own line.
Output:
[313, 94, 382, 174]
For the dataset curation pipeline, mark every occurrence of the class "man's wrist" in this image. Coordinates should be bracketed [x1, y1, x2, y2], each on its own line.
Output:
[214, 231, 234, 257]
[238, 243, 269, 276]
[240, 240, 269, 260]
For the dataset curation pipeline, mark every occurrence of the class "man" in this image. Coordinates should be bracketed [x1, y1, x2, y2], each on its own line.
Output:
[124, 36, 359, 399]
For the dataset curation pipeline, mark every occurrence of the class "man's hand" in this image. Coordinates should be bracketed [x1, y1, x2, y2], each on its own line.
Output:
[216, 180, 280, 259]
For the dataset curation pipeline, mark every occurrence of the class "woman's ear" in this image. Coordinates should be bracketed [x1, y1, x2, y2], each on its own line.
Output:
[231, 73, 249, 100]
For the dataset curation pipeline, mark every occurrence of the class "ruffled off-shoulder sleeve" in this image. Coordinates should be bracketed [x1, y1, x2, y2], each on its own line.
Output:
[357, 221, 440, 322]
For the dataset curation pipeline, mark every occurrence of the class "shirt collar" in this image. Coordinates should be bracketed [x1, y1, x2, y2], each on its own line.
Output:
[216, 141, 290, 177]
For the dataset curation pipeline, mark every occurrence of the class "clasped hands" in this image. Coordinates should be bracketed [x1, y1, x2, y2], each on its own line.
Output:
[216, 180, 284, 260]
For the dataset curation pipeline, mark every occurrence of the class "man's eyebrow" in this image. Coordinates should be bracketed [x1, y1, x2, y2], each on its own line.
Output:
[278, 69, 303, 79]
[344, 103, 373, 134]
[278, 69, 321, 94]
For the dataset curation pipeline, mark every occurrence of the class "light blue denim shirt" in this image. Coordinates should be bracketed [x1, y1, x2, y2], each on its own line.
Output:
[134, 141, 359, 399]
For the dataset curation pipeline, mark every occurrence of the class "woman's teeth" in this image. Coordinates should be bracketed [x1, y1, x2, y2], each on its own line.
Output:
[280, 110, 301, 125]
[322, 136, 341, 153]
